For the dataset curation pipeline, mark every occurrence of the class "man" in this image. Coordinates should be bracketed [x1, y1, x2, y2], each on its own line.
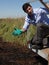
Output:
[12, 0, 49, 49]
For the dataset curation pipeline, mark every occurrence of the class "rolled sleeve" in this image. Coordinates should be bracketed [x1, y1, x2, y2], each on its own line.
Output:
[23, 16, 30, 30]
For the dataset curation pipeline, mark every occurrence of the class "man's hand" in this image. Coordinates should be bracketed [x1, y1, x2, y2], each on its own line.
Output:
[12, 28, 23, 36]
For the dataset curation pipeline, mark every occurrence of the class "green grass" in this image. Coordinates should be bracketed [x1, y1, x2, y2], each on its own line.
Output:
[0, 18, 36, 46]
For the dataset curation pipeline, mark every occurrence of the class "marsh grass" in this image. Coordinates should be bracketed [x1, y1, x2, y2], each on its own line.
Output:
[0, 18, 36, 46]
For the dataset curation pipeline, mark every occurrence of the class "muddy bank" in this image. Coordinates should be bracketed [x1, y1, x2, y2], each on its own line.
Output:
[0, 37, 47, 65]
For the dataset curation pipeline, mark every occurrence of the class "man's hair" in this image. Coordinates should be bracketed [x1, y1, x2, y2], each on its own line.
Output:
[22, 3, 31, 12]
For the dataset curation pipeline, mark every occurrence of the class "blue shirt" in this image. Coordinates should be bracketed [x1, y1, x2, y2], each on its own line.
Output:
[23, 7, 49, 30]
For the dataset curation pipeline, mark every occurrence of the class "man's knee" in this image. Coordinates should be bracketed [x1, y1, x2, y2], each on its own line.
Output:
[37, 23, 43, 27]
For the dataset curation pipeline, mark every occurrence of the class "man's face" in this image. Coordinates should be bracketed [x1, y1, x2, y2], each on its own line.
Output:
[26, 6, 33, 15]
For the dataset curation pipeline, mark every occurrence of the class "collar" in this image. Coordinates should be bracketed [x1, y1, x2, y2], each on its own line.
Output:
[28, 13, 36, 20]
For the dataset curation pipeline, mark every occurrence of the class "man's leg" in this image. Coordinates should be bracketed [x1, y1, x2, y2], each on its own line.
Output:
[31, 23, 49, 49]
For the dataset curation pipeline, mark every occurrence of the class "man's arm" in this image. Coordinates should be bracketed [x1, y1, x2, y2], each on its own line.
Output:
[21, 28, 27, 32]
[39, 0, 49, 11]
[21, 20, 30, 32]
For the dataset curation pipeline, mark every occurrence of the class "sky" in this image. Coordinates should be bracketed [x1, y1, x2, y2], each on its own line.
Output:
[0, 0, 49, 18]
